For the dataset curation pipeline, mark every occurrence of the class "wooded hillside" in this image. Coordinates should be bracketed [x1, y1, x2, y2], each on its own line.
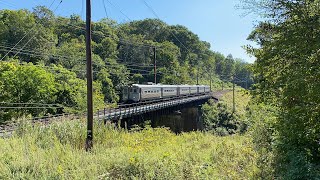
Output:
[0, 7, 252, 122]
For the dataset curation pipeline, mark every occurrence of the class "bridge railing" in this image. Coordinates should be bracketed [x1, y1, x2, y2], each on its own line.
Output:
[95, 92, 212, 123]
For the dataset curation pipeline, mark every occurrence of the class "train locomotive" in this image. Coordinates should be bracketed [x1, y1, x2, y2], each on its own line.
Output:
[122, 84, 210, 102]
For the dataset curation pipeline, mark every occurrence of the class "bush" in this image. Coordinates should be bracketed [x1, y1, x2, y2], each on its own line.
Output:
[0, 62, 105, 123]
[247, 101, 320, 179]
[202, 101, 242, 135]
[201, 90, 250, 136]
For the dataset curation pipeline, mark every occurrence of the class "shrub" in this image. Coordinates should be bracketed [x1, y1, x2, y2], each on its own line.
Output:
[202, 90, 250, 136]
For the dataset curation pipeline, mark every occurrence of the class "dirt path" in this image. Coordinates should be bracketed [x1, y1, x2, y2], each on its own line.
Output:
[212, 90, 232, 100]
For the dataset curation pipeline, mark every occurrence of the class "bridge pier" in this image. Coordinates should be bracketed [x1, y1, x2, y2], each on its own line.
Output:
[120, 100, 208, 133]
[105, 94, 216, 132]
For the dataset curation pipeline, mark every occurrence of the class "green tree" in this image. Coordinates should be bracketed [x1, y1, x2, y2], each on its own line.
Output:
[243, 0, 320, 178]
[223, 54, 235, 79]
[96, 68, 119, 103]
[202, 100, 243, 136]
[214, 52, 225, 77]
[0, 61, 56, 121]
[0, 9, 56, 63]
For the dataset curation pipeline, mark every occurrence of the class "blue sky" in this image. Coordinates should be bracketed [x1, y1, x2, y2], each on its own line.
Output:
[0, 0, 258, 63]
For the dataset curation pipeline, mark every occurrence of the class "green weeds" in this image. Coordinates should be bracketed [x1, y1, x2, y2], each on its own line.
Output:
[0, 119, 258, 179]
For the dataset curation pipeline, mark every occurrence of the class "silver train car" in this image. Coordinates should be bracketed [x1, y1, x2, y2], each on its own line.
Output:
[122, 84, 210, 102]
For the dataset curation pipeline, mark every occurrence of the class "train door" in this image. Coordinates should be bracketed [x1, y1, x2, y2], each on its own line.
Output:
[122, 86, 129, 102]
[160, 87, 164, 98]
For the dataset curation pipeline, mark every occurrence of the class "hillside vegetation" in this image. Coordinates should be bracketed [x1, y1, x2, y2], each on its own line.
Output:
[0, 7, 252, 122]
[202, 90, 250, 136]
[242, 0, 320, 178]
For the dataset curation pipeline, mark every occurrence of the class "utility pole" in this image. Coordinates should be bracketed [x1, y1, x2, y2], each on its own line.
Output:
[245, 80, 248, 89]
[196, 65, 199, 85]
[232, 75, 235, 113]
[85, 0, 93, 151]
[245, 72, 248, 89]
[209, 72, 212, 91]
[153, 47, 156, 84]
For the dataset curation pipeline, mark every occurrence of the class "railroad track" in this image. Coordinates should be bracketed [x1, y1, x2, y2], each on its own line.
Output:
[0, 113, 85, 136]
[0, 91, 227, 137]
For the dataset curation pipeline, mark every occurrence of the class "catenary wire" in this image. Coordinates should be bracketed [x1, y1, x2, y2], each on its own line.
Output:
[0, 0, 58, 61]
[141, 0, 191, 54]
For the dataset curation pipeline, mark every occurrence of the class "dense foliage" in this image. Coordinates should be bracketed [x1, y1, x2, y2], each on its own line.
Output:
[0, 61, 105, 121]
[202, 90, 250, 136]
[242, 0, 320, 178]
[0, 7, 252, 121]
[0, 119, 258, 179]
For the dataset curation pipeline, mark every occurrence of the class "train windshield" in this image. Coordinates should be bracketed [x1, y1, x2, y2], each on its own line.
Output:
[130, 87, 138, 93]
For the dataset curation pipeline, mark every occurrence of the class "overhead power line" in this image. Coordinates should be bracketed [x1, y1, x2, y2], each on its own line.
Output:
[102, 0, 109, 19]
[0, 102, 62, 107]
[0, 46, 164, 70]
[3, 60, 163, 76]
[141, 0, 191, 54]
[11, 0, 63, 59]
[105, 0, 132, 21]
[0, 0, 17, 8]
[0, 0, 62, 61]
[0, 107, 60, 109]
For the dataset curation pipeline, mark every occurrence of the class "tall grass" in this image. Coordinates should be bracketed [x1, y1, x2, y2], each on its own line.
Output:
[0, 119, 258, 179]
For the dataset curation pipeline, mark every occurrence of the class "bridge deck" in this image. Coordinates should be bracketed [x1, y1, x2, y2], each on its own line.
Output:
[0, 91, 224, 135]
[96, 93, 214, 121]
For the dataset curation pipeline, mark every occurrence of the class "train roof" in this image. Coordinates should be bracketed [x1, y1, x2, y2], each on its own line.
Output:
[131, 84, 175, 88]
[130, 84, 207, 88]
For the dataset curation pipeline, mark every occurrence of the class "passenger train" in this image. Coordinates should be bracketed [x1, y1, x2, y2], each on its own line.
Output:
[122, 84, 210, 102]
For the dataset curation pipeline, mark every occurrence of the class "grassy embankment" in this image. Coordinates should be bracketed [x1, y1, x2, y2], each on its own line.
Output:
[0, 90, 257, 179]
[221, 89, 251, 117]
